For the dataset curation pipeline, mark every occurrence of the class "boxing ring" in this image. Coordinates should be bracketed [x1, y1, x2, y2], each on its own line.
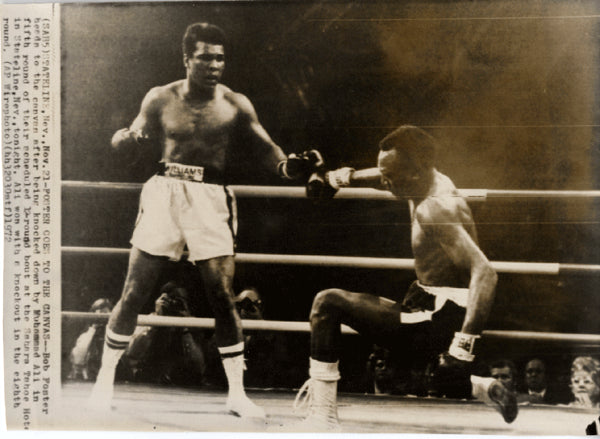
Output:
[60, 181, 600, 433]
[59, 382, 597, 434]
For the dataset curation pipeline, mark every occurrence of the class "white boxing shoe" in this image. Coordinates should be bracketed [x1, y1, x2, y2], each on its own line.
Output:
[87, 371, 114, 412]
[226, 393, 266, 420]
[280, 415, 342, 433]
[272, 378, 341, 432]
[488, 379, 518, 423]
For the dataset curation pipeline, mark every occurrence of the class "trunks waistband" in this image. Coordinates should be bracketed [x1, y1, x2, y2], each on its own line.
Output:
[157, 162, 225, 185]
[417, 281, 469, 308]
[400, 284, 468, 324]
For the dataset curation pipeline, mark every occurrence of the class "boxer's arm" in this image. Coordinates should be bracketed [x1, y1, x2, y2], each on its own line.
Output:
[231, 93, 323, 180]
[324, 167, 386, 190]
[231, 92, 288, 173]
[111, 87, 162, 152]
[348, 168, 386, 189]
[306, 166, 387, 199]
[416, 199, 497, 358]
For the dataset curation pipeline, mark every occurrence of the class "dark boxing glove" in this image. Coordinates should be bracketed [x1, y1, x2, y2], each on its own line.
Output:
[306, 167, 355, 199]
[401, 281, 436, 313]
[303, 149, 325, 169]
[430, 332, 480, 399]
[278, 149, 325, 181]
[432, 351, 474, 399]
[111, 128, 152, 151]
[306, 169, 338, 199]
[434, 332, 518, 423]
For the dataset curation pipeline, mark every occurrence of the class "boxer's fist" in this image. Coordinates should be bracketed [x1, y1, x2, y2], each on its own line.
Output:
[111, 128, 151, 151]
[430, 352, 474, 399]
[306, 167, 355, 199]
[302, 149, 325, 169]
[430, 331, 482, 399]
[134, 130, 153, 146]
[280, 153, 304, 178]
[279, 149, 325, 180]
[306, 169, 338, 199]
[401, 281, 436, 312]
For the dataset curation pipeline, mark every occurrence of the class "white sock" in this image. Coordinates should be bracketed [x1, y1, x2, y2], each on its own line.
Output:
[97, 328, 130, 379]
[471, 375, 496, 404]
[219, 342, 246, 398]
[307, 358, 340, 425]
[309, 358, 340, 381]
[89, 329, 131, 409]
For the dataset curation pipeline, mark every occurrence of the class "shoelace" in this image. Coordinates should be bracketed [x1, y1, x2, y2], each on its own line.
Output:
[293, 378, 313, 413]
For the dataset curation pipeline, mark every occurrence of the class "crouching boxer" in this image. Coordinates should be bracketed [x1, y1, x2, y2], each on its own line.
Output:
[289, 125, 517, 431]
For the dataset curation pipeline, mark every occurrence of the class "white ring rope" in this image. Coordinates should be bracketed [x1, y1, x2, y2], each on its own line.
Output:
[61, 246, 600, 276]
[61, 311, 600, 346]
[62, 180, 600, 201]
[62, 182, 600, 346]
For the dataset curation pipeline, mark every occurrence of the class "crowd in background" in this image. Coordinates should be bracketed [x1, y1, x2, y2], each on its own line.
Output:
[65, 284, 309, 391]
[65, 286, 599, 409]
[364, 347, 600, 409]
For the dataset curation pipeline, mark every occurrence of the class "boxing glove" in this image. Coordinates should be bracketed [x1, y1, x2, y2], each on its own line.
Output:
[431, 351, 474, 399]
[278, 149, 325, 181]
[306, 167, 355, 199]
[306, 169, 338, 199]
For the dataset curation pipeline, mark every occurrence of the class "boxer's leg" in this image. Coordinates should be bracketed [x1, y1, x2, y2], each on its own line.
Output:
[310, 288, 404, 361]
[293, 289, 404, 431]
[89, 248, 167, 410]
[196, 255, 265, 420]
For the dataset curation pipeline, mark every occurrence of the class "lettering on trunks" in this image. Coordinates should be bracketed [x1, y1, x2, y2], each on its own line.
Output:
[164, 163, 205, 182]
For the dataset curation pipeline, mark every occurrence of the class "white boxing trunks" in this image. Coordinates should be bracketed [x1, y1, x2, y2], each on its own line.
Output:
[130, 164, 237, 262]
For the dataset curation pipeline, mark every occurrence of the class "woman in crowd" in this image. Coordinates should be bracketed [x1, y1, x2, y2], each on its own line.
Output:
[569, 356, 600, 408]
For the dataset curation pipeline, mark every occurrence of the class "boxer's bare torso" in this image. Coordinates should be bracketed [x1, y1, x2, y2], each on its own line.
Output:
[136, 81, 245, 171]
[119, 41, 286, 173]
[410, 171, 477, 288]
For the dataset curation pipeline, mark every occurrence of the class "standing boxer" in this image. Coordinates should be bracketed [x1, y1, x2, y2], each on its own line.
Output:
[293, 125, 517, 430]
[90, 22, 320, 419]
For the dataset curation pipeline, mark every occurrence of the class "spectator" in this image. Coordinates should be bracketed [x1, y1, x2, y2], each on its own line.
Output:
[203, 288, 309, 390]
[365, 345, 404, 395]
[363, 345, 432, 396]
[68, 298, 114, 381]
[119, 282, 207, 387]
[234, 288, 264, 321]
[518, 358, 565, 405]
[569, 356, 600, 408]
[366, 345, 396, 395]
[489, 359, 518, 392]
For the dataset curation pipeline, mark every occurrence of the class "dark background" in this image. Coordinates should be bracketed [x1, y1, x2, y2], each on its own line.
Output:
[61, 1, 600, 389]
